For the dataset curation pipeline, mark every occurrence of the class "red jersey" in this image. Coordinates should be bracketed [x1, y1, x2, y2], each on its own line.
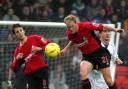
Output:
[66, 22, 103, 54]
[11, 35, 50, 75]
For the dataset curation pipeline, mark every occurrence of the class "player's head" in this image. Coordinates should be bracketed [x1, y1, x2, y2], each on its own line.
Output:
[64, 15, 78, 34]
[64, 14, 77, 23]
[12, 24, 26, 40]
[99, 30, 111, 43]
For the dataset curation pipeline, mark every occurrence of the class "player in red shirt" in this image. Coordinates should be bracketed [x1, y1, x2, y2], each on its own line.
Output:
[10, 24, 50, 89]
[61, 15, 123, 89]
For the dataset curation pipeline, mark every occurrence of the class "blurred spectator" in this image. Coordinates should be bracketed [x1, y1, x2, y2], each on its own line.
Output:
[20, 5, 32, 21]
[49, 64, 69, 89]
[12, 0, 28, 18]
[40, 10, 51, 21]
[26, 0, 35, 5]
[38, 0, 48, 6]
[31, 1, 42, 21]
[71, 0, 87, 21]
[47, 0, 55, 11]
[52, 6, 65, 22]
[39, 4, 53, 21]
[103, 0, 114, 18]
[86, 0, 101, 21]
[43, 4, 53, 17]
[115, 0, 128, 22]
[52, 0, 71, 15]
[0, 3, 5, 20]
[111, 13, 120, 24]
[3, 8, 20, 21]
[93, 8, 111, 24]
[2, 0, 12, 12]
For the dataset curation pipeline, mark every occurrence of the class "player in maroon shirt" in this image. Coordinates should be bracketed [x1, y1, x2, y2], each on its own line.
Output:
[61, 15, 123, 89]
[10, 24, 50, 89]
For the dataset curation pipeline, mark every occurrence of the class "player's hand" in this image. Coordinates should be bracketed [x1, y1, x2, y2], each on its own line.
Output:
[16, 53, 24, 60]
[115, 58, 123, 65]
[60, 49, 67, 56]
[60, 51, 64, 56]
[115, 28, 124, 33]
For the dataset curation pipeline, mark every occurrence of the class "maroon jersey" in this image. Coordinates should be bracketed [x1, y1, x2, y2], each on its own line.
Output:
[11, 35, 50, 75]
[66, 22, 103, 54]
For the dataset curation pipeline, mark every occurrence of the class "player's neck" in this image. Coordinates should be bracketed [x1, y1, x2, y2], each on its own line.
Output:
[19, 36, 27, 46]
[76, 24, 79, 32]
[102, 40, 109, 45]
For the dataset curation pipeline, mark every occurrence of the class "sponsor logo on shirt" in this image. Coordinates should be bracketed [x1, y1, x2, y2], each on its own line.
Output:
[76, 37, 88, 47]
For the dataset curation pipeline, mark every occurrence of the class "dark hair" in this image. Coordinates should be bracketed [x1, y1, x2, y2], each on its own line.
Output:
[12, 24, 22, 34]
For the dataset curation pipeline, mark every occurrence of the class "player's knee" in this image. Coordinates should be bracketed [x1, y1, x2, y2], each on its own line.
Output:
[105, 78, 114, 86]
[80, 71, 88, 80]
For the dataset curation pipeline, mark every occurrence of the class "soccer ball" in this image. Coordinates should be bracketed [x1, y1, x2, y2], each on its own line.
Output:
[45, 42, 60, 58]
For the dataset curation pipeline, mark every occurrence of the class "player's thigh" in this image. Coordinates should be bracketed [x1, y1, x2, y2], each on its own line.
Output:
[34, 67, 49, 89]
[80, 60, 93, 76]
[100, 67, 113, 85]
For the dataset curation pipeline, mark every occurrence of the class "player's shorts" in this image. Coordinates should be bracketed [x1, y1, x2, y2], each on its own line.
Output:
[82, 47, 111, 69]
[26, 67, 49, 89]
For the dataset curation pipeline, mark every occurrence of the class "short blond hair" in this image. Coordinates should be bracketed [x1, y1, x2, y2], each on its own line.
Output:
[64, 14, 77, 23]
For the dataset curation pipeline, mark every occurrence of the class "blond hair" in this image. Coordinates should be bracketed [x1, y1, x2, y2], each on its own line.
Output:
[64, 14, 77, 23]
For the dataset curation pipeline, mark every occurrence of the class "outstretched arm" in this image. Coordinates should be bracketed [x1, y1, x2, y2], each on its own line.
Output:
[61, 41, 73, 56]
[103, 24, 124, 33]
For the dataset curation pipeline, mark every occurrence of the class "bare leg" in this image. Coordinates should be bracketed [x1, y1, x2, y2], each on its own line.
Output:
[80, 60, 93, 89]
[101, 67, 117, 89]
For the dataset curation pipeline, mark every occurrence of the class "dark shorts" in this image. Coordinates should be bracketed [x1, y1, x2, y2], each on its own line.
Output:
[26, 67, 49, 89]
[82, 47, 111, 69]
[13, 67, 28, 89]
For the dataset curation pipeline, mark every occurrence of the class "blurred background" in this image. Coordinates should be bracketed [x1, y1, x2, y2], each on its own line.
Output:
[0, 0, 128, 89]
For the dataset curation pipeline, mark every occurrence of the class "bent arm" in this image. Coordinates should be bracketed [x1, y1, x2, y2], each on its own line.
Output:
[61, 41, 73, 55]
[103, 24, 124, 33]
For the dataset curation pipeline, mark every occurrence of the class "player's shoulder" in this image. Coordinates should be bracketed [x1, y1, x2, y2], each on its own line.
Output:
[78, 21, 92, 25]
[78, 21, 93, 29]
[28, 35, 42, 39]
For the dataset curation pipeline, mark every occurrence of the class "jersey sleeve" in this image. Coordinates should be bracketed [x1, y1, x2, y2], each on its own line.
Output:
[83, 22, 103, 31]
[34, 35, 51, 51]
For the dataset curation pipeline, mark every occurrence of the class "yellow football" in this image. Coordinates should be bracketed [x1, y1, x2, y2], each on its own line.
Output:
[45, 42, 60, 58]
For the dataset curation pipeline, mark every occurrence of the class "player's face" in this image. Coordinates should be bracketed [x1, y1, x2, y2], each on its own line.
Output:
[14, 27, 25, 40]
[65, 21, 78, 34]
[100, 30, 111, 42]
